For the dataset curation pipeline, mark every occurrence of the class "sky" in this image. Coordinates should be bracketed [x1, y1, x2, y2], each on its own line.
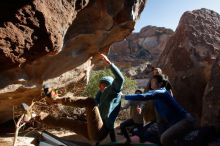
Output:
[134, 0, 220, 32]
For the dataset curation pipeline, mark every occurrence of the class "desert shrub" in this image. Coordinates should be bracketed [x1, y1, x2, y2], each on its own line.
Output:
[83, 69, 137, 98]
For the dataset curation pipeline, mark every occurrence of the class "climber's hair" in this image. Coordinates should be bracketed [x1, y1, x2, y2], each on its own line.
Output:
[152, 74, 167, 87]
[135, 89, 142, 94]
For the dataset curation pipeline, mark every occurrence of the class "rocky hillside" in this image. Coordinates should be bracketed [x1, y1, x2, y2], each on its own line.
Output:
[158, 8, 220, 131]
[109, 26, 174, 68]
[108, 25, 173, 87]
[0, 0, 146, 123]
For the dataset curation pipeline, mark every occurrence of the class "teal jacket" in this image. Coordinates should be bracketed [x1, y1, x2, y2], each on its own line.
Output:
[95, 63, 124, 130]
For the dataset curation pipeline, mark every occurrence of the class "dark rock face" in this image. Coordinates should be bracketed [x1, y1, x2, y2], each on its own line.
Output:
[0, 0, 146, 123]
[202, 55, 220, 131]
[158, 8, 220, 125]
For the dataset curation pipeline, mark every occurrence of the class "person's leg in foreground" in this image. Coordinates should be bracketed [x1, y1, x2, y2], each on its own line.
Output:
[160, 114, 196, 146]
[40, 96, 108, 143]
[120, 119, 135, 143]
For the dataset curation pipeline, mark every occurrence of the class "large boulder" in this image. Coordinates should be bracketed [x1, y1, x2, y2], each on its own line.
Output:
[0, 0, 146, 123]
[158, 8, 220, 123]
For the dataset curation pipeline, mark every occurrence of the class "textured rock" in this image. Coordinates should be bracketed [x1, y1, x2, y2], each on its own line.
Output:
[158, 8, 220, 122]
[0, 0, 82, 70]
[0, 0, 146, 123]
[202, 55, 220, 131]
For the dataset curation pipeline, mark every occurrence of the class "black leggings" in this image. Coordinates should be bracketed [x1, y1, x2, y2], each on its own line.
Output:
[120, 119, 143, 142]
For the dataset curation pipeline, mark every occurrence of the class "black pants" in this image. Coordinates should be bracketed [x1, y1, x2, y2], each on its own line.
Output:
[120, 119, 143, 142]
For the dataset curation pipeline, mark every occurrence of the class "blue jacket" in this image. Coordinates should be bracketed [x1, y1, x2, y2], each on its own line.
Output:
[95, 63, 124, 129]
[125, 88, 188, 126]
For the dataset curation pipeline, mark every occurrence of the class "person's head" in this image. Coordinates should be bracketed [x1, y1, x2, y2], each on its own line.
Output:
[99, 76, 113, 92]
[150, 74, 166, 90]
[42, 84, 57, 98]
[135, 89, 142, 94]
[152, 67, 162, 76]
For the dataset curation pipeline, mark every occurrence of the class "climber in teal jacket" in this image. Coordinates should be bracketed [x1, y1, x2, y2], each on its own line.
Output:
[94, 55, 124, 142]
[40, 53, 124, 144]
[95, 63, 124, 130]
[124, 74, 196, 146]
